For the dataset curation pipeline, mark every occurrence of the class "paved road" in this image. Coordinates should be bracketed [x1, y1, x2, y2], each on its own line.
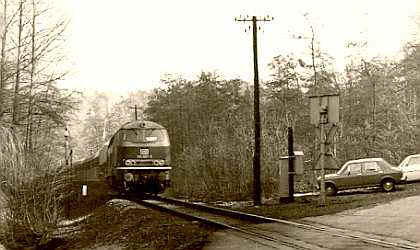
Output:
[205, 195, 420, 249]
[302, 195, 420, 243]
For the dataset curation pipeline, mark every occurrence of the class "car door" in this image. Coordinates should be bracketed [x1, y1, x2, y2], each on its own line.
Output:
[337, 163, 363, 189]
[406, 155, 420, 181]
[361, 161, 383, 187]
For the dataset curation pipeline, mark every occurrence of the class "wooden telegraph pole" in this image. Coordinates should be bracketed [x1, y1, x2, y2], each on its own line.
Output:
[235, 15, 273, 206]
[129, 105, 139, 121]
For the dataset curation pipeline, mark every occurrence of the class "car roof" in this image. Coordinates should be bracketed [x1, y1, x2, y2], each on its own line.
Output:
[405, 154, 420, 158]
[345, 158, 384, 164]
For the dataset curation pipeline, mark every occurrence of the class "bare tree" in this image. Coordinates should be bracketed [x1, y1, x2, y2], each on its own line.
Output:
[11, 0, 24, 127]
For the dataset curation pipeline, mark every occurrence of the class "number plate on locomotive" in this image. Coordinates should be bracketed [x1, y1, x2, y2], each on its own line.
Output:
[139, 148, 149, 158]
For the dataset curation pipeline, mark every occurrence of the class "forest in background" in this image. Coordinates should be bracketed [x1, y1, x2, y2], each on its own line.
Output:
[143, 44, 420, 200]
[0, 2, 419, 201]
[0, 0, 418, 202]
[71, 41, 420, 200]
[0, 1, 420, 246]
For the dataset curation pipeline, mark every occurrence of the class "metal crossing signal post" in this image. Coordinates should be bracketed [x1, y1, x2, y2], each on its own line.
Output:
[235, 15, 273, 206]
[309, 94, 339, 206]
[319, 107, 328, 205]
[288, 127, 295, 202]
[64, 127, 70, 165]
[64, 127, 71, 216]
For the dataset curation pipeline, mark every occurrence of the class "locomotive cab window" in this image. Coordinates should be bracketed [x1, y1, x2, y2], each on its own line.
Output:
[122, 128, 167, 143]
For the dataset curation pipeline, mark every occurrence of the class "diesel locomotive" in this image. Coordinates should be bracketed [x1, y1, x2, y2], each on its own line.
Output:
[73, 120, 171, 194]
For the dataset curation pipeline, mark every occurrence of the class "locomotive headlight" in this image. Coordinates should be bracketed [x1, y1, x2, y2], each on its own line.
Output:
[154, 160, 165, 166]
[124, 172, 134, 182]
[125, 159, 133, 166]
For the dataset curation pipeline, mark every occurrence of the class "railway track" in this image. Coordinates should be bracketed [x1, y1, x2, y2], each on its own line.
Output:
[136, 196, 418, 250]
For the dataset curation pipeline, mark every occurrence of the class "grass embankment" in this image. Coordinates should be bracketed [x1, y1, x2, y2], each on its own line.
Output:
[57, 183, 216, 250]
[57, 199, 214, 250]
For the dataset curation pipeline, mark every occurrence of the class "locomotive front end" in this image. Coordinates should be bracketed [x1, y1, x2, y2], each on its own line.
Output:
[112, 121, 171, 193]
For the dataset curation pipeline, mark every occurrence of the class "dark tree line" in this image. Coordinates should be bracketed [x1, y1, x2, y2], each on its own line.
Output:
[143, 43, 420, 201]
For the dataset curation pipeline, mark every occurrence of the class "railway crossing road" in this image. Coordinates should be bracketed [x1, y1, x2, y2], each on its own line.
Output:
[302, 195, 420, 244]
[204, 195, 420, 249]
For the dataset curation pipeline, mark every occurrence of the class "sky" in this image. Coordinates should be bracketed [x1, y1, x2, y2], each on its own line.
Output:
[55, 0, 419, 93]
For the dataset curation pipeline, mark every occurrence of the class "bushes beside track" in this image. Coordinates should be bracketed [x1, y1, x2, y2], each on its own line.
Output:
[0, 126, 73, 249]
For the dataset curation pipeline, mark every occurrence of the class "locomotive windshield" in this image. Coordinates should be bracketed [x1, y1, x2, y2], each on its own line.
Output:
[122, 128, 167, 143]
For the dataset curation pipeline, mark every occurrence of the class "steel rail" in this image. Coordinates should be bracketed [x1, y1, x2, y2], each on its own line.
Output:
[138, 198, 316, 249]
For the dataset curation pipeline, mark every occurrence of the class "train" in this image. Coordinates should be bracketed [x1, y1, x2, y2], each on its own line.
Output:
[72, 120, 171, 195]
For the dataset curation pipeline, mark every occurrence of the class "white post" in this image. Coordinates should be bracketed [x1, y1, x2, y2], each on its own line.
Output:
[82, 185, 88, 196]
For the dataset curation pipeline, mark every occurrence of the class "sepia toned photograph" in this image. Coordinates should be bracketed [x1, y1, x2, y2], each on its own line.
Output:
[0, 0, 419, 249]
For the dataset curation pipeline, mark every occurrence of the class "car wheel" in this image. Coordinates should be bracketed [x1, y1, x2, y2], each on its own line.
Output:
[325, 183, 337, 196]
[381, 179, 395, 192]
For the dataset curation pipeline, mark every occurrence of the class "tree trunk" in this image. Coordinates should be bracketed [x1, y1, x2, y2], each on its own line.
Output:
[0, 1, 8, 119]
[12, 0, 24, 126]
[26, 0, 36, 152]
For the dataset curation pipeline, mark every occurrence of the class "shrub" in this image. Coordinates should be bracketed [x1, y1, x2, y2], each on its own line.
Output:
[0, 126, 71, 248]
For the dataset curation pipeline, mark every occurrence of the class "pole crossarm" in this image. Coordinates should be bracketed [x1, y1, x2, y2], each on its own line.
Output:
[234, 16, 274, 22]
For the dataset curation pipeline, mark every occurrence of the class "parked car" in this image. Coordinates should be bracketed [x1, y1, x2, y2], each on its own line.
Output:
[397, 154, 420, 182]
[317, 158, 403, 196]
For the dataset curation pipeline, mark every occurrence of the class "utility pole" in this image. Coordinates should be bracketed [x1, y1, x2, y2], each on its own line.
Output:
[128, 105, 139, 121]
[235, 15, 273, 206]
